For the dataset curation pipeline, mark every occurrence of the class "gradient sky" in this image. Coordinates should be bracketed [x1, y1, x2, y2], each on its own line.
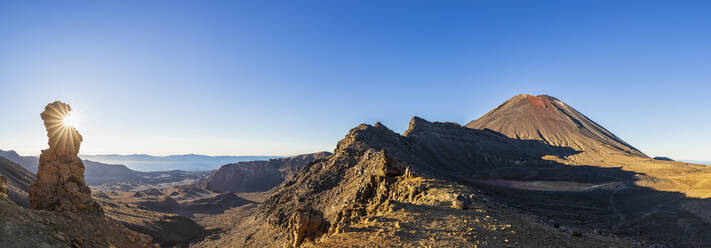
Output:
[1, 1, 710, 160]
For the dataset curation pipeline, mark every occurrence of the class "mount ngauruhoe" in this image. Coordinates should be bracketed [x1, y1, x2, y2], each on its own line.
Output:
[466, 94, 646, 161]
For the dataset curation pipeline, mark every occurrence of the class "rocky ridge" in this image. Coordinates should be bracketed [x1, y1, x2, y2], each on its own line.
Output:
[195, 95, 711, 248]
[196, 118, 637, 247]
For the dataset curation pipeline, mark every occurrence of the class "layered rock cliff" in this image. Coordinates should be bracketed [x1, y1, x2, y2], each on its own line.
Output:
[206, 152, 331, 193]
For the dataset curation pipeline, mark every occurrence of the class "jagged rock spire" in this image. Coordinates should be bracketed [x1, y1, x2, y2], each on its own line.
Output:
[29, 101, 102, 215]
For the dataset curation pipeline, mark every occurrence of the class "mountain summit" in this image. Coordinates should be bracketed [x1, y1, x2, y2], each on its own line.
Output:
[466, 94, 646, 161]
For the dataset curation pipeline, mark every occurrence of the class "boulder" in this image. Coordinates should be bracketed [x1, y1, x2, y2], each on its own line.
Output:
[288, 208, 329, 247]
[452, 194, 472, 209]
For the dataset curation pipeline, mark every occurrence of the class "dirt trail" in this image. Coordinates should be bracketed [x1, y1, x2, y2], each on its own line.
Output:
[608, 183, 628, 223]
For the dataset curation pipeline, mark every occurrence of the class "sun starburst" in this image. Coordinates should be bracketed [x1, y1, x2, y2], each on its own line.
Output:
[62, 112, 78, 128]
[41, 101, 83, 157]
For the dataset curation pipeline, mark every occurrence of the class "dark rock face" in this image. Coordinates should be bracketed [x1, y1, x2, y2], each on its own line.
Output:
[466, 94, 647, 161]
[205, 152, 331, 193]
[451, 194, 472, 210]
[29, 101, 103, 215]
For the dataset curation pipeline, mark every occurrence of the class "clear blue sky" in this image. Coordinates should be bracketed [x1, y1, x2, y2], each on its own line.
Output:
[1, 1, 709, 160]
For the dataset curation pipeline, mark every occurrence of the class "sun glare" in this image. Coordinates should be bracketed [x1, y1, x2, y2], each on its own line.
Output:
[62, 112, 78, 128]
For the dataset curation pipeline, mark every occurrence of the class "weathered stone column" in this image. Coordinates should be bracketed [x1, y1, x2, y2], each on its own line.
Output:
[29, 101, 103, 215]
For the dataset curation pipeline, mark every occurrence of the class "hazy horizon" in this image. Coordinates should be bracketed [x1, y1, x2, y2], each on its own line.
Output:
[2, 1, 710, 160]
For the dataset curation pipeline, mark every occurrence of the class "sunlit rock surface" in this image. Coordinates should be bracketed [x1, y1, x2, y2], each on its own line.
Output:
[29, 101, 103, 215]
[0, 176, 7, 200]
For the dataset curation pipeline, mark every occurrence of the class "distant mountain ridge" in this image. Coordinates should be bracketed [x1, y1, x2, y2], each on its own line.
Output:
[0, 150, 280, 172]
[0, 150, 39, 173]
[0, 149, 205, 186]
[683, 160, 711, 165]
[80, 154, 280, 171]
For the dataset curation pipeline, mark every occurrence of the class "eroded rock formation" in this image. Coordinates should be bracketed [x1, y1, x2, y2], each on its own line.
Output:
[288, 208, 329, 247]
[29, 101, 103, 215]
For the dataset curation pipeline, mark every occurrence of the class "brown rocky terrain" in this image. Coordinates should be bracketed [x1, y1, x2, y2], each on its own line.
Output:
[4, 97, 709, 248]
[193, 95, 711, 248]
[0, 156, 35, 206]
[93, 153, 330, 247]
[206, 152, 331, 193]
[0, 197, 154, 248]
[93, 189, 210, 247]
[194, 118, 641, 247]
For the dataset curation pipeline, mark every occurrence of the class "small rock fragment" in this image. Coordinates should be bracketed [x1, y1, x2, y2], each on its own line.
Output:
[0, 176, 7, 199]
[452, 194, 471, 209]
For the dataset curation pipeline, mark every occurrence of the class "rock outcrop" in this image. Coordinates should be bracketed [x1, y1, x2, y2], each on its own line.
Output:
[288, 208, 329, 247]
[0, 176, 7, 200]
[2, 101, 155, 248]
[29, 101, 103, 215]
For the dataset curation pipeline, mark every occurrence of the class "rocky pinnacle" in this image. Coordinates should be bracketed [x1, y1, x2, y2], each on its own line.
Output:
[29, 101, 103, 215]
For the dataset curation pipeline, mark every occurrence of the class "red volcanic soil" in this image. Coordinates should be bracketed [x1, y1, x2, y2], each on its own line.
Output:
[527, 95, 549, 108]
